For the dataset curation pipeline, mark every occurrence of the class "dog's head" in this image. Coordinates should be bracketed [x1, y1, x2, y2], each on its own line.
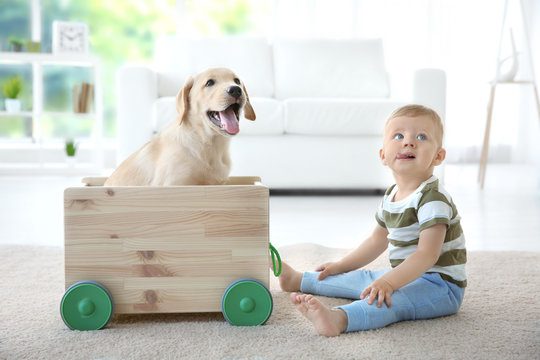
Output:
[175, 68, 256, 137]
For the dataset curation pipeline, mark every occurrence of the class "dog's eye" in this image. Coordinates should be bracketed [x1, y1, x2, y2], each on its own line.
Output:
[234, 78, 240, 85]
[205, 79, 215, 87]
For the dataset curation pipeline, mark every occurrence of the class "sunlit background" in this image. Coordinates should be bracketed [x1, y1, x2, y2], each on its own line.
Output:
[0, 0, 539, 174]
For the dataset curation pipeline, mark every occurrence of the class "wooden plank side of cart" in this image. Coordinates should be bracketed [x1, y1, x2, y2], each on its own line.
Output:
[64, 177, 269, 314]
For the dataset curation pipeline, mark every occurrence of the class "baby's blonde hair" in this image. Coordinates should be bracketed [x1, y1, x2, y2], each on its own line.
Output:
[386, 104, 444, 146]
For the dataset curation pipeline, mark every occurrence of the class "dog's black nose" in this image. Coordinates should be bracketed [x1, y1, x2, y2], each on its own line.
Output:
[227, 86, 242, 99]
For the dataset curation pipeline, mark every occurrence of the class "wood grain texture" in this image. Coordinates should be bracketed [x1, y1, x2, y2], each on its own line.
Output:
[64, 177, 269, 314]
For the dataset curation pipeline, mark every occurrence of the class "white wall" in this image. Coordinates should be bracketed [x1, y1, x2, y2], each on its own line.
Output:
[180, 0, 540, 164]
[273, 0, 539, 164]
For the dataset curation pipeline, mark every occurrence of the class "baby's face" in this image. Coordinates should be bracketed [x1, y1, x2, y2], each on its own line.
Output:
[380, 115, 445, 177]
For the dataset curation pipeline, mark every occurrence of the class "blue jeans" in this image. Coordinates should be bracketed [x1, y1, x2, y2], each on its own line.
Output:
[300, 269, 465, 332]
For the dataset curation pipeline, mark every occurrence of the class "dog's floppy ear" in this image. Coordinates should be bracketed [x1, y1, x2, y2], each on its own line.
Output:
[176, 76, 194, 125]
[241, 84, 256, 121]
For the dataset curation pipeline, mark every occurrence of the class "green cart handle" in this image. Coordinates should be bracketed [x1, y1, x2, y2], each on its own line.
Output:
[269, 243, 282, 277]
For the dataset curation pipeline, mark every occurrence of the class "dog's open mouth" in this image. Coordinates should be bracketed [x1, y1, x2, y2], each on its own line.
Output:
[207, 103, 240, 135]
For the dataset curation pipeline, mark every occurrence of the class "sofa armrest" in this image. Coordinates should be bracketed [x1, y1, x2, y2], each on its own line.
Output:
[413, 69, 446, 121]
[115, 64, 158, 164]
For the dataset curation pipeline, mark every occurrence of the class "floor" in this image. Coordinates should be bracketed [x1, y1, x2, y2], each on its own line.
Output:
[1, 164, 539, 252]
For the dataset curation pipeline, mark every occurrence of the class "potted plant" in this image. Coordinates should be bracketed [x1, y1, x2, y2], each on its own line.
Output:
[26, 40, 41, 53]
[2, 76, 23, 113]
[65, 139, 78, 157]
[8, 36, 24, 52]
[65, 138, 78, 167]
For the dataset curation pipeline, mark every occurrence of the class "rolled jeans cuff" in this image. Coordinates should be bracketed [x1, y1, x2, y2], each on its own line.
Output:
[300, 271, 320, 294]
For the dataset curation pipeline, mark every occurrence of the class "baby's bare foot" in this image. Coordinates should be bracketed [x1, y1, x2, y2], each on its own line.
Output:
[290, 292, 347, 337]
[276, 261, 302, 292]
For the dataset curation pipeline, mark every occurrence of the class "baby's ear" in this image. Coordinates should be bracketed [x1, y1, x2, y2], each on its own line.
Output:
[379, 148, 387, 166]
[433, 148, 446, 166]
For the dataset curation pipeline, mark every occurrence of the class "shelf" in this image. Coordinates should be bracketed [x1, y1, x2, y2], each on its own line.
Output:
[0, 111, 33, 117]
[0, 52, 104, 174]
[490, 80, 536, 85]
[0, 161, 102, 176]
[0, 52, 99, 66]
[0, 111, 96, 118]
[0, 111, 97, 118]
[42, 111, 97, 118]
[0, 140, 114, 150]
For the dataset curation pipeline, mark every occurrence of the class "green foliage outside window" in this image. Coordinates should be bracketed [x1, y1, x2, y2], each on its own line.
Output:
[40, 0, 177, 138]
[187, 0, 256, 35]
[0, 0, 264, 140]
[0, 0, 30, 51]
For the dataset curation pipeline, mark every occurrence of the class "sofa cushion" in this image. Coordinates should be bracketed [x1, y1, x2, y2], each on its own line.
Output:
[151, 97, 284, 136]
[154, 36, 274, 98]
[230, 135, 394, 188]
[284, 99, 406, 136]
[240, 97, 285, 135]
[273, 39, 390, 99]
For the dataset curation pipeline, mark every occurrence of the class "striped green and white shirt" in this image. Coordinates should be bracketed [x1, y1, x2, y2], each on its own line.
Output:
[375, 175, 467, 287]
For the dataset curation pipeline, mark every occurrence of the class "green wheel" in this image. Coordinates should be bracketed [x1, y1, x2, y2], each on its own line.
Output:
[221, 279, 272, 326]
[60, 281, 113, 331]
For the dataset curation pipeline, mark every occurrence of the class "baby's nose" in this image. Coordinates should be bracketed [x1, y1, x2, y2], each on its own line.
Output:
[403, 140, 416, 148]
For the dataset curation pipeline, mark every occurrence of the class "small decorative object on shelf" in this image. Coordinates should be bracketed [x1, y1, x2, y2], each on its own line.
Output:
[65, 139, 78, 157]
[52, 21, 89, 55]
[495, 28, 519, 83]
[8, 36, 24, 52]
[65, 138, 78, 168]
[26, 40, 41, 53]
[72, 82, 94, 113]
[2, 75, 23, 113]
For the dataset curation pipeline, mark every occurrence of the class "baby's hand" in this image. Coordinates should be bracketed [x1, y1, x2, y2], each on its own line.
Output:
[316, 262, 341, 280]
[360, 278, 394, 308]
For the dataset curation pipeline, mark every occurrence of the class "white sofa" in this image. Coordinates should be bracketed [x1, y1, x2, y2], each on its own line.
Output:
[116, 37, 446, 189]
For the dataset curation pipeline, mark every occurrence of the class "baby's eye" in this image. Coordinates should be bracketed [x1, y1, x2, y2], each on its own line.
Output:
[393, 133, 404, 140]
[416, 134, 427, 141]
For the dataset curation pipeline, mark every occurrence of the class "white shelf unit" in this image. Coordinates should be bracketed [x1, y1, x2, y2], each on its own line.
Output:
[0, 52, 104, 174]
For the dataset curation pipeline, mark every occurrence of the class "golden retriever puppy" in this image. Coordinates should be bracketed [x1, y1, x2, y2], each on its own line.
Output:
[104, 68, 256, 186]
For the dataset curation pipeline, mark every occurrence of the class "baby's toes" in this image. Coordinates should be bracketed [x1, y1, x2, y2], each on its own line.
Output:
[306, 296, 320, 309]
[289, 292, 301, 304]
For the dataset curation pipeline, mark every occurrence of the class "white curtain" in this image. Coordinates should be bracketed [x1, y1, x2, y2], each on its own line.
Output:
[179, 0, 540, 164]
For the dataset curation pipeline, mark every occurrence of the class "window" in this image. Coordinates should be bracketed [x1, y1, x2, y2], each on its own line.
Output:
[0, 0, 30, 51]
[41, 65, 94, 139]
[181, 0, 272, 36]
[41, 0, 178, 138]
[0, 0, 177, 142]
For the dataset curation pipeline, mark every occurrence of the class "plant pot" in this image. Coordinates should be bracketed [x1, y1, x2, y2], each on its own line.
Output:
[5, 99, 21, 113]
[26, 41, 41, 53]
[10, 43, 23, 52]
[65, 156, 76, 168]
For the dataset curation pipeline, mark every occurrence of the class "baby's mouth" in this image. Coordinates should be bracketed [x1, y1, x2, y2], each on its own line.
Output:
[396, 152, 416, 160]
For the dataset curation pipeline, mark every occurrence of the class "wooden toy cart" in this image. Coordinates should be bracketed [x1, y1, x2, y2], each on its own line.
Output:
[60, 177, 280, 331]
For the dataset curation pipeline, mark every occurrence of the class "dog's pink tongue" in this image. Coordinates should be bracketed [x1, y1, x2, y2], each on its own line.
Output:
[219, 108, 239, 135]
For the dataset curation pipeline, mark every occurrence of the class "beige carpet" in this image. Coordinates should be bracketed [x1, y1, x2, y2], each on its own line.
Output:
[1, 244, 539, 360]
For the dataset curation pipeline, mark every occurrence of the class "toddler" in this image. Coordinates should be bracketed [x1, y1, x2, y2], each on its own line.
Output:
[278, 104, 466, 336]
